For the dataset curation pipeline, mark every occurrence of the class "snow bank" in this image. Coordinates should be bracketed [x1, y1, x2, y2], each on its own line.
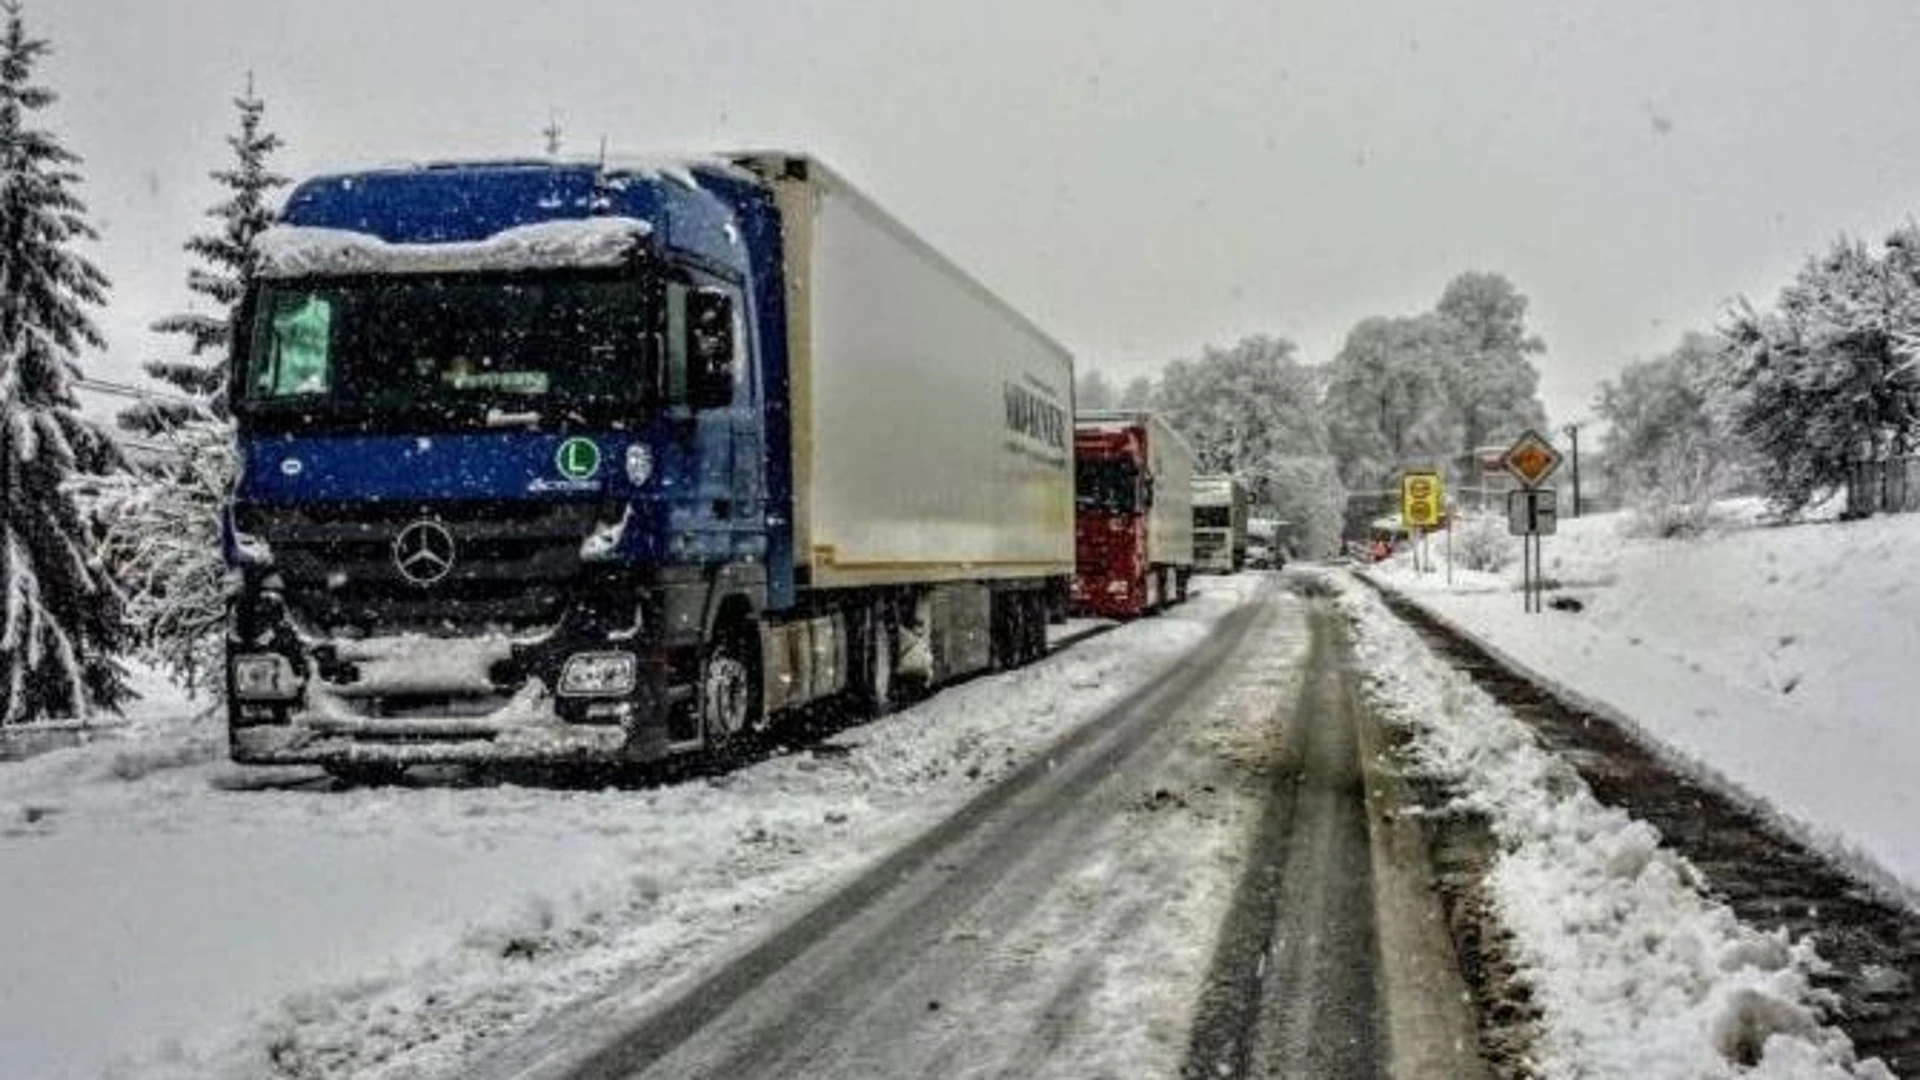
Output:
[0, 579, 1255, 1080]
[1373, 505, 1920, 901]
[255, 217, 653, 279]
[1336, 576, 1890, 1078]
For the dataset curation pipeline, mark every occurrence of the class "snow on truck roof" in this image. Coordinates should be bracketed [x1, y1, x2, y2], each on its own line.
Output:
[255, 217, 656, 279]
[271, 158, 748, 276]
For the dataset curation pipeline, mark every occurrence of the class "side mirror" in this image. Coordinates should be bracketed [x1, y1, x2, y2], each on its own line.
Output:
[687, 287, 736, 409]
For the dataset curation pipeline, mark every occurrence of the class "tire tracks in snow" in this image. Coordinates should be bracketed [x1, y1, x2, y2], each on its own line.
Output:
[477, 580, 1287, 1080]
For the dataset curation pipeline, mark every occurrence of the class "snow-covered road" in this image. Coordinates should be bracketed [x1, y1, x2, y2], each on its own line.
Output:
[485, 579, 1306, 1080]
[0, 580, 1260, 1080]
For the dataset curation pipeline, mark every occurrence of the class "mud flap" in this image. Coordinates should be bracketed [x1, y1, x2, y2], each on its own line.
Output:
[621, 653, 676, 761]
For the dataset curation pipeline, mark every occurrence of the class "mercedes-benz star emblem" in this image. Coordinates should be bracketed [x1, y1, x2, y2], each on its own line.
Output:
[392, 520, 456, 586]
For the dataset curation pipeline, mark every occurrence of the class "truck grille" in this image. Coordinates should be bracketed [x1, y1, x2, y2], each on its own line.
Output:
[239, 500, 603, 635]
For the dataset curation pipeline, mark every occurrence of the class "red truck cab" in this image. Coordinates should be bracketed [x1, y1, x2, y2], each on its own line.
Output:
[1071, 412, 1195, 619]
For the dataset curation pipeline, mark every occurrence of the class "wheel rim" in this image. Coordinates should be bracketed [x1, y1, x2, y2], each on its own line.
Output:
[702, 652, 752, 738]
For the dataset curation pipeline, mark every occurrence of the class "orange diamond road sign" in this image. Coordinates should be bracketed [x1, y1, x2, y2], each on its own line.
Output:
[1502, 429, 1563, 488]
[1400, 470, 1444, 528]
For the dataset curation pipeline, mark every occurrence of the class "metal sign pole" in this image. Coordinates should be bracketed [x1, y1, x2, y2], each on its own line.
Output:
[1532, 533, 1543, 612]
[1521, 523, 1530, 612]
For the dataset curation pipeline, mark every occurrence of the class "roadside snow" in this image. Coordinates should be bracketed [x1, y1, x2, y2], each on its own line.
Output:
[0, 579, 1257, 1080]
[1371, 505, 1920, 901]
[1336, 576, 1890, 1079]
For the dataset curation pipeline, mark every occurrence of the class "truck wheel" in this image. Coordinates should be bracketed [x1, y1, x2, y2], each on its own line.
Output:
[1144, 571, 1163, 615]
[856, 605, 895, 718]
[1024, 592, 1049, 662]
[1175, 570, 1190, 604]
[699, 625, 761, 749]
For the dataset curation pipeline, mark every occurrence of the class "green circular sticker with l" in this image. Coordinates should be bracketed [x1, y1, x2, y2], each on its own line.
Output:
[556, 437, 601, 481]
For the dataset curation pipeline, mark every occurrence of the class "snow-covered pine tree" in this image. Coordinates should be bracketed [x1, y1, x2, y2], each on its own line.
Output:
[118, 72, 286, 434]
[0, 1, 130, 721]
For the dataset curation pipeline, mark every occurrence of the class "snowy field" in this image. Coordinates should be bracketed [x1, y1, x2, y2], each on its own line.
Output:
[0, 580, 1257, 1080]
[1368, 502, 1920, 904]
[1336, 575, 1891, 1078]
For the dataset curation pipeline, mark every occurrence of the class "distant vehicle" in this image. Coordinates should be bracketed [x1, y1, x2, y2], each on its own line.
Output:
[1245, 515, 1286, 570]
[223, 153, 1075, 775]
[1070, 411, 1195, 618]
[1192, 474, 1250, 572]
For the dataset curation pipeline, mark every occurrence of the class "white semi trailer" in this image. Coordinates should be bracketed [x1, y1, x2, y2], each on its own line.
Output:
[226, 153, 1076, 773]
[1191, 474, 1250, 573]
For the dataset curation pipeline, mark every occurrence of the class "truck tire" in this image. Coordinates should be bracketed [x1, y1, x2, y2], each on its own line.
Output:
[699, 623, 761, 751]
[855, 604, 896, 718]
[1023, 591, 1049, 662]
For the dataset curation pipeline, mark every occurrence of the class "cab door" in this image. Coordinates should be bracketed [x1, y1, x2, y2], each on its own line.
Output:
[669, 275, 764, 563]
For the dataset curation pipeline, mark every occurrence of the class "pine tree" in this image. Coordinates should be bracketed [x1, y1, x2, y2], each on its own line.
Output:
[0, 1, 129, 721]
[119, 72, 286, 434]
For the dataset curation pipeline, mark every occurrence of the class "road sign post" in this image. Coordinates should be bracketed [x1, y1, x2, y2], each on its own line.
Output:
[1501, 430, 1563, 613]
[1400, 470, 1444, 575]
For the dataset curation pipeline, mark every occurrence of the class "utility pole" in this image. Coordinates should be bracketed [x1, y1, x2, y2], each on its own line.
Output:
[1564, 422, 1582, 517]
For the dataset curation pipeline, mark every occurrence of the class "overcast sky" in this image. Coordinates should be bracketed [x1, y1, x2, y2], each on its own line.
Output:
[39, 0, 1920, 425]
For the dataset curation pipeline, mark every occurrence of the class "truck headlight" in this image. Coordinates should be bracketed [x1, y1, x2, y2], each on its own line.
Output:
[1106, 580, 1130, 595]
[232, 654, 300, 701]
[558, 652, 637, 697]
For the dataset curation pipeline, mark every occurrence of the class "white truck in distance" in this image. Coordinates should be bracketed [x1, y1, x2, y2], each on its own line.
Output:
[1191, 474, 1249, 573]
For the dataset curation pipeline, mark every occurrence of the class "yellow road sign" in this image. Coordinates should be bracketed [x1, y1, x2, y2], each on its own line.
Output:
[1400, 470, 1444, 528]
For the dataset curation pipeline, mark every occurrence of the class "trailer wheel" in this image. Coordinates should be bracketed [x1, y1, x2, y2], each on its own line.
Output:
[698, 624, 761, 749]
[855, 604, 896, 718]
[1023, 592, 1049, 662]
[1175, 570, 1191, 604]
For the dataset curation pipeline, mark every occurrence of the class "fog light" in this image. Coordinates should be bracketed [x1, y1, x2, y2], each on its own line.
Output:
[559, 652, 637, 697]
[233, 654, 300, 701]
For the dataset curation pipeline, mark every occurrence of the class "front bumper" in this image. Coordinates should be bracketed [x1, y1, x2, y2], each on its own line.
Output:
[227, 668, 681, 766]
[1070, 574, 1144, 619]
[228, 584, 682, 766]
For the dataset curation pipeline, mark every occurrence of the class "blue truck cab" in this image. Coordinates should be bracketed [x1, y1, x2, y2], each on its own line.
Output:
[224, 154, 1075, 774]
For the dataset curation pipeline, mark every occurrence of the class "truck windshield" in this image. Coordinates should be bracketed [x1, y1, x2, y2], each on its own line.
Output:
[240, 272, 655, 432]
[1076, 461, 1140, 512]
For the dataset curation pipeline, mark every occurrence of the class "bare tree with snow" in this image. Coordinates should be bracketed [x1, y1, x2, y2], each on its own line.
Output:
[1595, 331, 1751, 535]
[1323, 313, 1454, 490]
[1433, 271, 1549, 456]
[0, 1, 130, 721]
[1150, 334, 1345, 554]
[80, 420, 230, 694]
[1074, 367, 1116, 412]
